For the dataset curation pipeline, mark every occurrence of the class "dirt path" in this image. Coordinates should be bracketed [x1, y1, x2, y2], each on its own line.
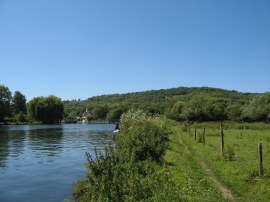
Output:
[178, 133, 236, 202]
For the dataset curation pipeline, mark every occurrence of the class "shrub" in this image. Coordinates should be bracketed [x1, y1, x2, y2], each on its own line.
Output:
[224, 145, 235, 161]
[73, 110, 179, 201]
[117, 110, 170, 162]
[15, 111, 28, 122]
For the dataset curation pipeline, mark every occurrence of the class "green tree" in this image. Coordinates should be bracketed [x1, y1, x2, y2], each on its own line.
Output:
[27, 95, 64, 124]
[164, 101, 185, 121]
[184, 94, 212, 121]
[92, 105, 108, 119]
[0, 85, 12, 121]
[225, 103, 243, 121]
[15, 111, 28, 122]
[242, 93, 270, 122]
[107, 105, 127, 121]
[211, 100, 227, 121]
[27, 96, 42, 120]
[12, 91, 27, 115]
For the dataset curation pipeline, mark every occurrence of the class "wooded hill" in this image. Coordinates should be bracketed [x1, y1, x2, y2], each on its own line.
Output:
[63, 87, 270, 122]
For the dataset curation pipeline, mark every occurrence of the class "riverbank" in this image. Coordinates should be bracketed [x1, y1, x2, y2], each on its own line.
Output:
[72, 112, 270, 201]
[0, 121, 42, 125]
[0, 121, 115, 125]
[73, 111, 182, 201]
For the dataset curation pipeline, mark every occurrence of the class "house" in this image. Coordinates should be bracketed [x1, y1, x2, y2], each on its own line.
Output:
[82, 109, 94, 123]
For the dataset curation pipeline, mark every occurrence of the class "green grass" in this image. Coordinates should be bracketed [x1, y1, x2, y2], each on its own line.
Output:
[164, 128, 226, 201]
[72, 114, 270, 201]
[178, 123, 270, 201]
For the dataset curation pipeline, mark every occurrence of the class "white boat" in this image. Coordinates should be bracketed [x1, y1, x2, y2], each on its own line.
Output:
[113, 129, 119, 134]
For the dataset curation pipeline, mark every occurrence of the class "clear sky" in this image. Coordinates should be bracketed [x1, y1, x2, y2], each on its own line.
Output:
[1, 0, 270, 101]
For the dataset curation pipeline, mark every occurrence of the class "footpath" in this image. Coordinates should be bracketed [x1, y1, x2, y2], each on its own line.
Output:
[177, 132, 235, 202]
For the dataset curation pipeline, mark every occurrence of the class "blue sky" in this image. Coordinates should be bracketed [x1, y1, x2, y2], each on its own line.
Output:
[0, 0, 269, 101]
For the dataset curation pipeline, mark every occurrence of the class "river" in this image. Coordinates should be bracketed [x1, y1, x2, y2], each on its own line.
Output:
[0, 124, 115, 202]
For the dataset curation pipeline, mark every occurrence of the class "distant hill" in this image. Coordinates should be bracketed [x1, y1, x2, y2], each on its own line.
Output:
[64, 86, 269, 122]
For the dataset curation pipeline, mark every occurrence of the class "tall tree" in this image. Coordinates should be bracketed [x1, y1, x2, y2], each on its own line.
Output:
[107, 105, 127, 121]
[27, 95, 64, 124]
[0, 85, 12, 121]
[242, 93, 270, 122]
[12, 91, 27, 115]
[92, 105, 108, 120]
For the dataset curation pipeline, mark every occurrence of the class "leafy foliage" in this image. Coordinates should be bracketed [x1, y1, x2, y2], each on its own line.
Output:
[73, 111, 181, 201]
[15, 111, 28, 123]
[0, 84, 12, 121]
[92, 105, 108, 120]
[242, 93, 270, 122]
[12, 91, 27, 115]
[64, 87, 270, 122]
[27, 95, 64, 124]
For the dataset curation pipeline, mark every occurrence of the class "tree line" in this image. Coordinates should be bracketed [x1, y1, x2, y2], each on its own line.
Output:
[1, 84, 269, 123]
[0, 84, 63, 124]
[64, 87, 270, 123]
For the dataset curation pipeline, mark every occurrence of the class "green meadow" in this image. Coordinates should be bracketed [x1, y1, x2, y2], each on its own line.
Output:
[173, 122, 270, 201]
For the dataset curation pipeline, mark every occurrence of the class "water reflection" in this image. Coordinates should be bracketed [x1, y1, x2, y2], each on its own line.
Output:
[0, 124, 115, 202]
[27, 127, 63, 158]
[0, 126, 9, 168]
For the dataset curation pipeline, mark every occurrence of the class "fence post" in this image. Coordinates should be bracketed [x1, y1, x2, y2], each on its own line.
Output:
[194, 127, 197, 141]
[220, 123, 224, 157]
[203, 127, 205, 145]
[258, 143, 263, 176]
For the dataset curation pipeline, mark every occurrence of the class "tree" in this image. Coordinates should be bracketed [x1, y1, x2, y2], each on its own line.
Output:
[184, 94, 212, 121]
[107, 105, 127, 121]
[15, 111, 28, 122]
[225, 103, 243, 121]
[242, 93, 270, 122]
[12, 91, 27, 115]
[0, 85, 12, 121]
[164, 101, 185, 121]
[27, 96, 42, 121]
[27, 95, 64, 124]
[211, 100, 227, 121]
[92, 105, 108, 120]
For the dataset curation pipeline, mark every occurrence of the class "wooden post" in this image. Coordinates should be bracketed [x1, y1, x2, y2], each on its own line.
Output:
[203, 127, 205, 145]
[258, 143, 263, 176]
[220, 123, 224, 157]
[194, 127, 197, 141]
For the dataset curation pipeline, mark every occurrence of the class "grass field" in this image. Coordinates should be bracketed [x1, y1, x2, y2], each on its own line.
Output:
[165, 129, 226, 201]
[172, 122, 270, 201]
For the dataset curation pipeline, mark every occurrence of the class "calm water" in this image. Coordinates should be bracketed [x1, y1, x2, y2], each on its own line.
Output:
[0, 124, 115, 202]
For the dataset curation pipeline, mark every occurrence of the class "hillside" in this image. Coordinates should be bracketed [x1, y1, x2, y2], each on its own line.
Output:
[64, 86, 269, 122]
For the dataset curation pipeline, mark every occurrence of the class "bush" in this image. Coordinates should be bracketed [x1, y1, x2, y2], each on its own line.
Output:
[224, 145, 235, 161]
[117, 110, 170, 162]
[15, 111, 28, 122]
[73, 110, 180, 201]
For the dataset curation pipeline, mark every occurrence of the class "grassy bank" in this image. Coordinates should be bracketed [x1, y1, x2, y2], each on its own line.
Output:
[177, 122, 270, 201]
[72, 111, 229, 201]
[73, 111, 181, 201]
[72, 110, 270, 201]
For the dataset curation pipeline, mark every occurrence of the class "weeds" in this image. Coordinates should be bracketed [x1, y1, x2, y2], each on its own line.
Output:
[73, 110, 180, 201]
[224, 145, 235, 161]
